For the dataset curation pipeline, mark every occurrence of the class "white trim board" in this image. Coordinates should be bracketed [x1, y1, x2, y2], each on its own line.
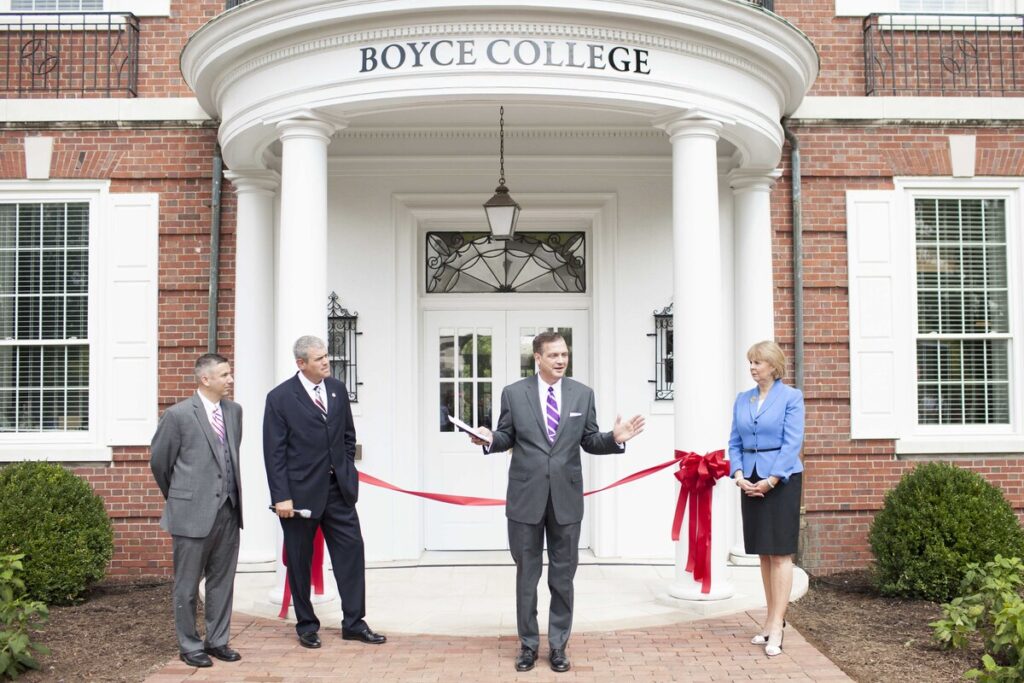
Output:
[836, 0, 1024, 16]
[792, 96, 1024, 121]
[1, 1, 171, 16]
[0, 98, 211, 123]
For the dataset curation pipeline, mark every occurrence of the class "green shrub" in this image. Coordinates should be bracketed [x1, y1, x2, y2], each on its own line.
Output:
[932, 555, 1024, 682]
[0, 553, 49, 679]
[869, 462, 1024, 602]
[0, 462, 113, 605]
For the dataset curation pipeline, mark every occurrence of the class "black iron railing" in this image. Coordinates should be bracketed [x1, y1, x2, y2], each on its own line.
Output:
[865, 13, 1024, 96]
[1, 12, 139, 97]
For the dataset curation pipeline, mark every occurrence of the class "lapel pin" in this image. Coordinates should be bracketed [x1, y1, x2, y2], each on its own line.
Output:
[331, 392, 337, 398]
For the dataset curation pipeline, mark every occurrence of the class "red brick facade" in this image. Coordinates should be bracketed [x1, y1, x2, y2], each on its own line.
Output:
[3, 0, 1022, 577]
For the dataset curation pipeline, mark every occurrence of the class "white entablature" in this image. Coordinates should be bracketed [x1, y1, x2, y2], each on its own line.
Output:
[180, 0, 817, 171]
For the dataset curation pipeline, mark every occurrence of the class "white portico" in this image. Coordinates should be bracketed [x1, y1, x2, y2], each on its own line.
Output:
[182, 0, 817, 603]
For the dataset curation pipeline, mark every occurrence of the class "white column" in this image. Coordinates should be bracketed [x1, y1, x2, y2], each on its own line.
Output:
[728, 169, 781, 566]
[225, 170, 279, 572]
[274, 117, 338, 378]
[269, 116, 341, 608]
[660, 115, 735, 601]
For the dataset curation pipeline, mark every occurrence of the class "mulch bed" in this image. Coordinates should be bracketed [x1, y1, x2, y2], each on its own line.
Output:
[14, 569, 986, 682]
[19, 578, 181, 683]
[787, 570, 983, 682]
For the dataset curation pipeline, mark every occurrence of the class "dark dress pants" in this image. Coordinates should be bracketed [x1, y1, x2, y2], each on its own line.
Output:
[507, 495, 581, 651]
[281, 479, 368, 635]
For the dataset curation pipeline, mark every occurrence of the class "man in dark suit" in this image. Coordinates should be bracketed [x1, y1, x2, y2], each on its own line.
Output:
[471, 331, 645, 673]
[263, 335, 385, 649]
[150, 353, 243, 668]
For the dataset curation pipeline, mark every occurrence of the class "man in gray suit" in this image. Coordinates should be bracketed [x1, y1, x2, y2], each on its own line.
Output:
[150, 353, 243, 668]
[471, 331, 645, 673]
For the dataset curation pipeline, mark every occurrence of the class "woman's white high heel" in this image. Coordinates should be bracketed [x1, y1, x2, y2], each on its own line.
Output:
[765, 625, 785, 657]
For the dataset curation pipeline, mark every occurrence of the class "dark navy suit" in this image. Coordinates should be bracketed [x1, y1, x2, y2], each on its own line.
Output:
[263, 374, 365, 635]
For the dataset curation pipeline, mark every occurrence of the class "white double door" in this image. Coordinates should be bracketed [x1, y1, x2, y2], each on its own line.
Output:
[422, 309, 590, 551]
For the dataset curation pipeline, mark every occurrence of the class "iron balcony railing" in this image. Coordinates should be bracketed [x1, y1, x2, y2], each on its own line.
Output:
[865, 13, 1024, 96]
[1, 12, 139, 97]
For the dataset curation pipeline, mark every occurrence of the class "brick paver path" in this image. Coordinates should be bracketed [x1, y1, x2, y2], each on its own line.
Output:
[145, 610, 851, 682]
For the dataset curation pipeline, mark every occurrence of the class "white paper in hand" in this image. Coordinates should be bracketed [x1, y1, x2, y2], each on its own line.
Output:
[447, 415, 493, 444]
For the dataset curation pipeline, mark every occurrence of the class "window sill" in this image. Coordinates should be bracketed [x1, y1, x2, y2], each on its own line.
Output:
[0, 443, 112, 462]
[895, 436, 1024, 455]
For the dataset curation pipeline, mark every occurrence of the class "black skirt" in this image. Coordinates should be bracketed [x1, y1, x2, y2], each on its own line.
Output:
[741, 469, 802, 556]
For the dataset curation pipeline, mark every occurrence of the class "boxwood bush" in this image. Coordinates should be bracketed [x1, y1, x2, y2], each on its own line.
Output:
[0, 462, 113, 605]
[869, 462, 1024, 602]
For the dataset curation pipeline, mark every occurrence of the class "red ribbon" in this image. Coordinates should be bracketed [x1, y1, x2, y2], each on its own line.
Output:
[274, 452, 725, 618]
[278, 527, 326, 619]
[670, 449, 729, 594]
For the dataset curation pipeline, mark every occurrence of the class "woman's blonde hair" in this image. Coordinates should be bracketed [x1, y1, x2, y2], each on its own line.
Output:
[747, 340, 786, 380]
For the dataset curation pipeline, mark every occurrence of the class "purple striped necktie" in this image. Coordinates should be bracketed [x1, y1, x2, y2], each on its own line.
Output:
[211, 406, 226, 444]
[313, 384, 327, 415]
[545, 385, 559, 443]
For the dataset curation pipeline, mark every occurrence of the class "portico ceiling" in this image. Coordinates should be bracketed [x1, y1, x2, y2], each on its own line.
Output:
[181, 0, 817, 170]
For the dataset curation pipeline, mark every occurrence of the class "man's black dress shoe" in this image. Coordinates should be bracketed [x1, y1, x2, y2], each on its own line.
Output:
[549, 648, 571, 673]
[514, 646, 537, 672]
[204, 645, 241, 662]
[341, 627, 387, 644]
[180, 650, 213, 668]
[298, 632, 322, 649]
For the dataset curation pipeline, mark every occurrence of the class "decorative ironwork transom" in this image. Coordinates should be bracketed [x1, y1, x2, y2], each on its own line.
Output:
[425, 231, 585, 294]
[327, 292, 361, 402]
[648, 303, 673, 401]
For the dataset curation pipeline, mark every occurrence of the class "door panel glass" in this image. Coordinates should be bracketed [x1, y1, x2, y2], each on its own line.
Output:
[439, 331, 454, 378]
[438, 327, 494, 431]
[439, 382, 455, 431]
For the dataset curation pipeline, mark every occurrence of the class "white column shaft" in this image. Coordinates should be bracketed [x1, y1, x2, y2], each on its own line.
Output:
[227, 171, 279, 570]
[275, 120, 333, 380]
[663, 118, 734, 601]
[729, 171, 780, 564]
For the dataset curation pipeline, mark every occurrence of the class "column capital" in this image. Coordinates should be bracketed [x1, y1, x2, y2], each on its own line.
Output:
[654, 111, 726, 142]
[224, 169, 279, 195]
[728, 168, 783, 192]
[269, 110, 347, 144]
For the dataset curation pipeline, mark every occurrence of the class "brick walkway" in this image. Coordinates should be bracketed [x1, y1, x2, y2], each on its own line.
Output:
[144, 610, 851, 682]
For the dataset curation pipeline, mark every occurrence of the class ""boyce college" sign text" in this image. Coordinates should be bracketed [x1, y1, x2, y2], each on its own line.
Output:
[359, 38, 652, 75]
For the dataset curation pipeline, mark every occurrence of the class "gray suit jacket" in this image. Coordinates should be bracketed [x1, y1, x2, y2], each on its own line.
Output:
[150, 393, 244, 538]
[490, 376, 622, 525]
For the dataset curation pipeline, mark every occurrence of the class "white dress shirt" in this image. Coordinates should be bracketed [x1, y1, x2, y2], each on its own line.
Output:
[297, 371, 328, 413]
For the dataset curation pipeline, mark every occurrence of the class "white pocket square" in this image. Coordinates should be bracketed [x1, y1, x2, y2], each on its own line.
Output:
[569, 412, 582, 417]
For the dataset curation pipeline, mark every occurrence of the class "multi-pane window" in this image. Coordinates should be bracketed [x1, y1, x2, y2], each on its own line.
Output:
[11, 0, 103, 10]
[0, 202, 89, 433]
[898, 0, 991, 11]
[915, 197, 1009, 425]
[438, 328, 493, 431]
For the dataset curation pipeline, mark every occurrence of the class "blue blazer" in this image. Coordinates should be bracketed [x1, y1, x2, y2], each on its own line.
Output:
[728, 379, 804, 482]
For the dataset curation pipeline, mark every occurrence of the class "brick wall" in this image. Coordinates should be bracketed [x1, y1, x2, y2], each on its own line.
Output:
[0, 126, 233, 576]
[775, 123, 1024, 574]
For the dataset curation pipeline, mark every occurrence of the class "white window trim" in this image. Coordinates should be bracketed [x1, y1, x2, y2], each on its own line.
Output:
[837, 0, 1024, 16]
[0, 1, 169, 16]
[893, 177, 1024, 454]
[0, 179, 111, 462]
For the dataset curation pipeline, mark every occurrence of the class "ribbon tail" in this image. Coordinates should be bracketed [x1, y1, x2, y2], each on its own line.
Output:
[278, 541, 290, 619]
[312, 527, 325, 595]
[685, 485, 699, 574]
[671, 485, 689, 542]
[696, 487, 714, 594]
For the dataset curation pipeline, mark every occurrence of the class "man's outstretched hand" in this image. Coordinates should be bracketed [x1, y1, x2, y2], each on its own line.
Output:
[613, 414, 646, 444]
[469, 426, 493, 447]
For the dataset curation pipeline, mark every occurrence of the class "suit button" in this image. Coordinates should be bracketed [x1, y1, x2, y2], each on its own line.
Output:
[217, 475, 222, 479]
[546, 474, 550, 479]
[215, 493, 220, 497]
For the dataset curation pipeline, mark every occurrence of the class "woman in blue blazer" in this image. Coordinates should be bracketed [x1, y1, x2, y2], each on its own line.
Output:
[728, 340, 804, 658]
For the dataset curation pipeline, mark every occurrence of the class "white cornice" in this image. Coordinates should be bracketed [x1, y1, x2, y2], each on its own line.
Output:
[335, 126, 667, 141]
[0, 97, 210, 123]
[792, 96, 1024, 122]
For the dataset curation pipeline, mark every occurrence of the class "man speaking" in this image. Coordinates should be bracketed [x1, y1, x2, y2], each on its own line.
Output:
[470, 331, 644, 673]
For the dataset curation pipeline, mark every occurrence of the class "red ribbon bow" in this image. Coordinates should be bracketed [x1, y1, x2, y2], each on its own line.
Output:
[278, 527, 326, 619]
[670, 449, 729, 594]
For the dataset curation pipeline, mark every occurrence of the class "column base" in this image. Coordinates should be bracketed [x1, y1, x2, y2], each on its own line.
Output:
[729, 546, 760, 566]
[236, 559, 277, 573]
[667, 578, 735, 602]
